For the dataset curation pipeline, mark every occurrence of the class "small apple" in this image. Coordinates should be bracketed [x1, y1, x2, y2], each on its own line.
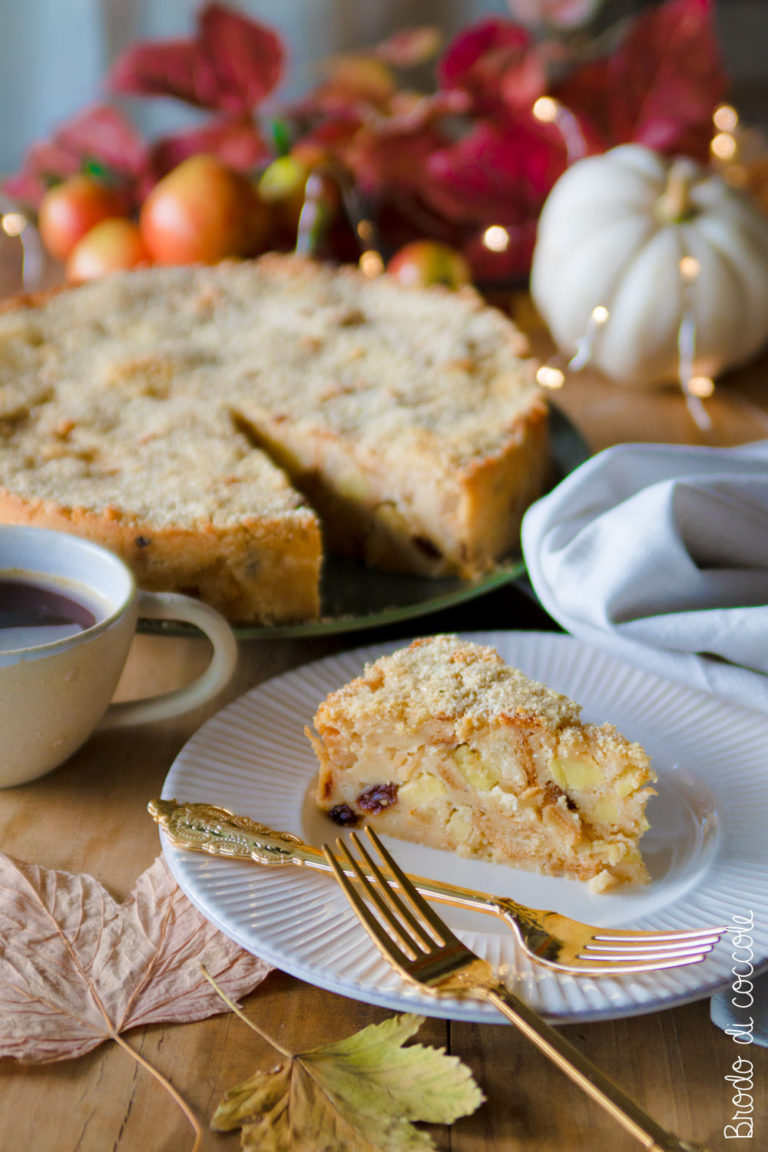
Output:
[258, 155, 309, 207]
[387, 241, 472, 289]
[257, 154, 310, 235]
[66, 218, 151, 282]
[38, 175, 126, 262]
[139, 154, 269, 265]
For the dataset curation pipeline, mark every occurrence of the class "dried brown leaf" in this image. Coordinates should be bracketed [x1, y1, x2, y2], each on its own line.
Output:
[0, 851, 272, 1063]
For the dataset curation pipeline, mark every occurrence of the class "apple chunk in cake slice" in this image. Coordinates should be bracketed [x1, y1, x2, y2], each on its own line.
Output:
[309, 635, 657, 890]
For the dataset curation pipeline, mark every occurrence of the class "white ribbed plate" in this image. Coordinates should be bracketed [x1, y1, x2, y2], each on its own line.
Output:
[160, 631, 767, 1023]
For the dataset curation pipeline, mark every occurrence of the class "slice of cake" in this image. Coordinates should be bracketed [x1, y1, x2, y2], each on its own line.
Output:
[310, 635, 657, 889]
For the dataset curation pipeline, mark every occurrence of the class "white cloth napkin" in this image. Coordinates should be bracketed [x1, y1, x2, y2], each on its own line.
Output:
[521, 437, 768, 1044]
[522, 438, 768, 714]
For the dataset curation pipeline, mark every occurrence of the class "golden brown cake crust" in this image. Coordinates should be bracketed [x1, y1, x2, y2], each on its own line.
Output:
[0, 256, 547, 620]
[311, 635, 657, 888]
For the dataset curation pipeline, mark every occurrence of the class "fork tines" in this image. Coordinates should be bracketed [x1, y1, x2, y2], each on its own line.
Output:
[323, 828, 467, 968]
[577, 928, 725, 968]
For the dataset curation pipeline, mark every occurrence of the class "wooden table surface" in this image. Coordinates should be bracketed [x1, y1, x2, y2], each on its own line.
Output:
[1, 298, 767, 1151]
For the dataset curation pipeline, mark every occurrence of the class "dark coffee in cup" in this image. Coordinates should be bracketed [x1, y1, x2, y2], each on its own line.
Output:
[0, 576, 104, 650]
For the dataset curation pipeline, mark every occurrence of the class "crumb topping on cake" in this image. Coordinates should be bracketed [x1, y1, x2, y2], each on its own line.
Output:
[0, 258, 539, 465]
[331, 634, 583, 729]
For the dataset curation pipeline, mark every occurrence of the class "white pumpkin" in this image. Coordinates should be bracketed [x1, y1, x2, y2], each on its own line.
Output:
[530, 144, 768, 387]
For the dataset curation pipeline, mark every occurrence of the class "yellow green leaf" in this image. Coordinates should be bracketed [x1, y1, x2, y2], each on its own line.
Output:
[212, 1012, 484, 1151]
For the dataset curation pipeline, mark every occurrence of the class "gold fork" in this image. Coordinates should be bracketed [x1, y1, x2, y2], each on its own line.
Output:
[149, 799, 724, 975]
[324, 827, 712, 1152]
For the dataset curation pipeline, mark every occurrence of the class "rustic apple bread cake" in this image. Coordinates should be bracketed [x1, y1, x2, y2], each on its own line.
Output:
[310, 635, 657, 889]
[0, 255, 548, 622]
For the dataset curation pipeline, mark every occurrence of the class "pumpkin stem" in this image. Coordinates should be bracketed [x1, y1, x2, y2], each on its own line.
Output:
[656, 159, 700, 224]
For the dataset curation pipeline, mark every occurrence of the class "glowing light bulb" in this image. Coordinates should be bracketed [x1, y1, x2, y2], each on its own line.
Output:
[711, 132, 738, 162]
[359, 250, 384, 277]
[688, 375, 715, 398]
[482, 225, 510, 253]
[713, 104, 738, 133]
[531, 95, 588, 161]
[591, 305, 609, 325]
[532, 96, 558, 124]
[1, 212, 27, 237]
[536, 365, 565, 389]
[356, 219, 376, 244]
[679, 256, 700, 282]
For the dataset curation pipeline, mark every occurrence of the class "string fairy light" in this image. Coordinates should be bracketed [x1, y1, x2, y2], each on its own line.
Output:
[567, 305, 610, 371]
[482, 225, 510, 253]
[535, 364, 565, 389]
[0, 207, 42, 290]
[533, 279, 716, 433]
[1, 212, 27, 237]
[359, 249, 384, 277]
[534, 306, 609, 390]
[676, 255, 712, 432]
[688, 375, 715, 398]
[295, 162, 385, 276]
[709, 103, 750, 188]
[711, 133, 738, 163]
[532, 96, 588, 163]
[713, 104, 739, 134]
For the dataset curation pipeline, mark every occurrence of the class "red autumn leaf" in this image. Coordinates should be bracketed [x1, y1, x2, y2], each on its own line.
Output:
[53, 103, 148, 178]
[347, 121, 451, 200]
[109, 38, 219, 110]
[438, 18, 548, 116]
[109, 2, 284, 115]
[609, 0, 725, 158]
[291, 79, 466, 165]
[555, 0, 726, 159]
[425, 116, 567, 226]
[198, 2, 284, 112]
[321, 92, 471, 220]
[149, 115, 269, 179]
[292, 114, 365, 167]
[551, 55, 613, 149]
[2, 140, 82, 207]
[0, 851, 271, 1064]
[3, 104, 150, 210]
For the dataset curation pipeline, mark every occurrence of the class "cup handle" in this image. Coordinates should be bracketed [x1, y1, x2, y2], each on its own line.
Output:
[98, 591, 238, 730]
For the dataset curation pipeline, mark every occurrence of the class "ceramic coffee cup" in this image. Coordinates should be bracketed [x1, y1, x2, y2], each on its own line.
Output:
[0, 525, 238, 786]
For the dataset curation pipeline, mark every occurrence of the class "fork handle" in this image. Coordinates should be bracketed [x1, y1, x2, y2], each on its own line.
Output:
[149, 798, 514, 917]
[484, 984, 710, 1152]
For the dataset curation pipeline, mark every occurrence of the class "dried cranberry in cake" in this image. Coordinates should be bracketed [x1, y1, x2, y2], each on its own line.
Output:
[328, 804, 359, 827]
[356, 783, 399, 814]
